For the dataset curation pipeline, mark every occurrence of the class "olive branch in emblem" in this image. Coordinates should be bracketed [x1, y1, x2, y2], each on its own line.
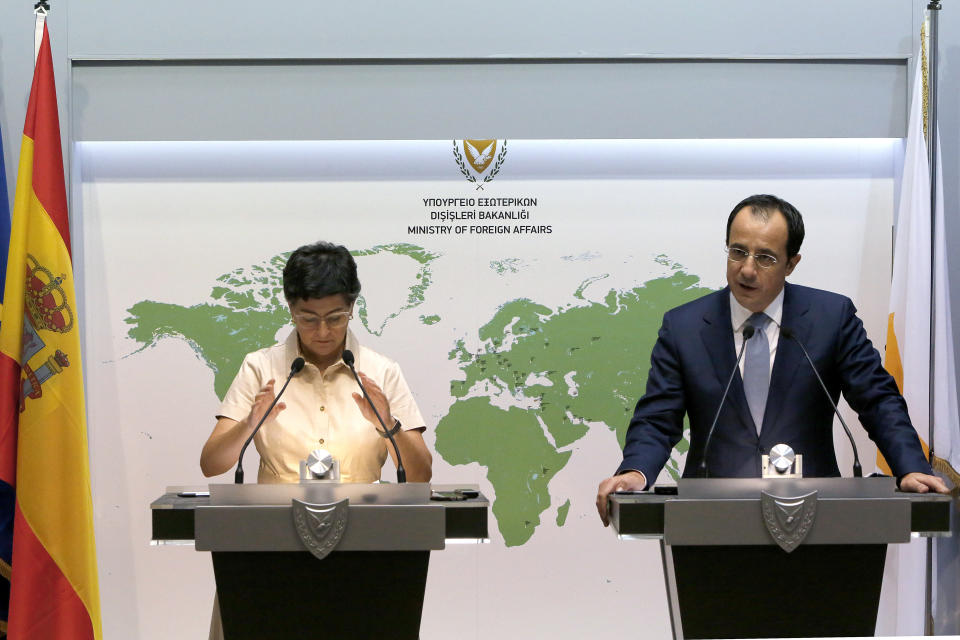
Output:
[452, 141, 479, 186]
[452, 140, 508, 190]
[482, 141, 508, 188]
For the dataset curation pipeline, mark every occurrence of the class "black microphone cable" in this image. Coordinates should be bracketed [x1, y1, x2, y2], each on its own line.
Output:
[700, 324, 756, 478]
[342, 350, 407, 483]
[781, 327, 862, 477]
[234, 357, 305, 484]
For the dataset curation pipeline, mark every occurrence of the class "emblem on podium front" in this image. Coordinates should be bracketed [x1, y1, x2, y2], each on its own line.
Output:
[761, 490, 817, 553]
[292, 498, 348, 560]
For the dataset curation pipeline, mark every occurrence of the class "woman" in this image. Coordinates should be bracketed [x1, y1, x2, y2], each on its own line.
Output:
[200, 241, 432, 483]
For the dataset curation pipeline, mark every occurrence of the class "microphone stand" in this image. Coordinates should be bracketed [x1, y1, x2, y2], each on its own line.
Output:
[781, 328, 862, 477]
[342, 350, 406, 483]
[700, 325, 755, 478]
[234, 358, 305, 484]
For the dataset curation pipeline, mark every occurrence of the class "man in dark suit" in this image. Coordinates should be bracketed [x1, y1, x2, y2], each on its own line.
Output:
[597, 194, 948, 526]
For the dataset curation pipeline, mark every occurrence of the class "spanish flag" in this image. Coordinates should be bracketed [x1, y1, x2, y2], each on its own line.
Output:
[0, 23, 102, 640]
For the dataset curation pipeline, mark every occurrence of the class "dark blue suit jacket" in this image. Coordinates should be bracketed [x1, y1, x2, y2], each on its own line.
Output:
[617, 283, 932, 482]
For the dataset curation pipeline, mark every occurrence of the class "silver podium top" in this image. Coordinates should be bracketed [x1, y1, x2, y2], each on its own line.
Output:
[208, 481, 431, 506]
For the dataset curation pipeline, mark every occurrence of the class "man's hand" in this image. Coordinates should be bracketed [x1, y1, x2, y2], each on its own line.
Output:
[596, 471, 647, 527]
[899, 472, 951, 494]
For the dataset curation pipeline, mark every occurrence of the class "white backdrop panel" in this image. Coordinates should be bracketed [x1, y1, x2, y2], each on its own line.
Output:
[77, 139, 897, 639]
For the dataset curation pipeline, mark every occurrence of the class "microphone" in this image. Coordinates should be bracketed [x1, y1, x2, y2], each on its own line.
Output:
[699, 324, 756, 478]
[781, 327, 862, 477]
[342, 349, 407, 483]
[234, 357, 305, 484]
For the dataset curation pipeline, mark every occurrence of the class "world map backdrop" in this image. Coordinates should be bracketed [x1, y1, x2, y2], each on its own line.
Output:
[78, 139, 896, 639]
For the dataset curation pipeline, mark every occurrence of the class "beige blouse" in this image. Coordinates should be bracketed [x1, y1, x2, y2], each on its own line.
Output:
[217, 329, 425, 483]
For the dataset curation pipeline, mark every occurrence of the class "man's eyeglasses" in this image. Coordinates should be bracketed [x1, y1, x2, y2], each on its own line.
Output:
[725, 246, 778, 269]
[293, 311, 352, 331]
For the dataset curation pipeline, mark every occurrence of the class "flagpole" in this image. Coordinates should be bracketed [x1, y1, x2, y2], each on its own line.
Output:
[927, 0, 941, 464]
[924, 2, 941, 636]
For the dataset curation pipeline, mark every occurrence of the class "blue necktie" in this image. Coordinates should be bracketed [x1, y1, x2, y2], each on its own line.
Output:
[744, 312, 771, 434]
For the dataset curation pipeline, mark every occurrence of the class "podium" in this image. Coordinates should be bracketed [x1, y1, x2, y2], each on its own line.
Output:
[151, 483, 488, 640]
[608, 477, 952, 639]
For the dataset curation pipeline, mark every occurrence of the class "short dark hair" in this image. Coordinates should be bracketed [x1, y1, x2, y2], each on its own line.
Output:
[725, 194, 805, 258]
[282, 241, 361, 304]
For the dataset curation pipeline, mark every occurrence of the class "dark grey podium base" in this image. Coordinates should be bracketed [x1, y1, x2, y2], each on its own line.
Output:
[213, 550, 429, 640]
[609, 478, 952, 640]
[150, 484, 489, 640]
[666, 543, 886, 638]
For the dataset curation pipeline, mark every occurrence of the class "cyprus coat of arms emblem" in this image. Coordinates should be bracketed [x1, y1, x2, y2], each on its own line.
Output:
[292, 498, 349, 560]
[760, 490, 818, 553]
[453, 139, 507, 189]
